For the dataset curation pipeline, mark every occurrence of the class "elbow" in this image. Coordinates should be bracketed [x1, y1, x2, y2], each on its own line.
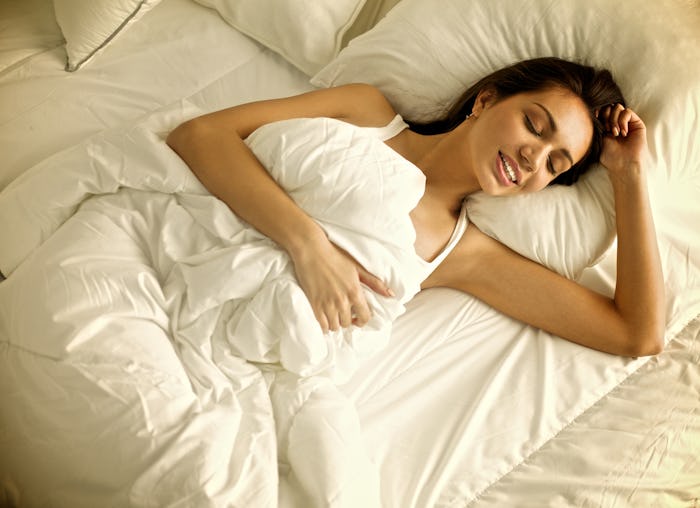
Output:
[614, 297, 666, 358]
[166, 118, 202, 155]
[621, 326, 665, 358]
[628, 337, 663, 358]
[166, 117, 218, 181]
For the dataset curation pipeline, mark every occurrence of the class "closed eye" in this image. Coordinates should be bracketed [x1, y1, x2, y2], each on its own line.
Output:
[525, 115, 557, 175]
[524, 115, 541, 136]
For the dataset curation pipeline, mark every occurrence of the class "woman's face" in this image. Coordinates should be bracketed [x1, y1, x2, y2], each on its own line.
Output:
[467, 86, 593, 195]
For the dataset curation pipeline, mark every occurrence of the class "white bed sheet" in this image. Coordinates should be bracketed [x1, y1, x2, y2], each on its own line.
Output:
[0, 0, 63, 75]
[0, 0, 313, 190]
[471, 313, 700, 508]
[339, 287, 700, 507]
[1, 0, 699, 507]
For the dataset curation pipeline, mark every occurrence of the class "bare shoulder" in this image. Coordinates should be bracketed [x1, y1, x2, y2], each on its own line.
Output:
[332, 83, 398, 127]
[176, 83, 397, 140]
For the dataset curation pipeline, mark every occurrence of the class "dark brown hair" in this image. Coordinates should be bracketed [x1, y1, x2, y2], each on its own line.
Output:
[408, 57, 626, 185]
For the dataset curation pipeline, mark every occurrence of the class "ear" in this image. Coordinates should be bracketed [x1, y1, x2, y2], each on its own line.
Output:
[471, 87, 498, 118]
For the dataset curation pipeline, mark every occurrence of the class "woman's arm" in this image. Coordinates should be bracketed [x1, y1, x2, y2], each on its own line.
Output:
[427, 106, 665, 357]
[166, 84, 397, 332]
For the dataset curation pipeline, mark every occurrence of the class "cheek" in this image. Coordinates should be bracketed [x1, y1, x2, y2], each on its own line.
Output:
[523, 173, 552, 193]
[473, 116, 516, 164]
[485, 112, 519, 139]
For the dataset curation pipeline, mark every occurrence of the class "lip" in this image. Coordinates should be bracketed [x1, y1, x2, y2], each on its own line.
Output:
[497, 151, 521, 186]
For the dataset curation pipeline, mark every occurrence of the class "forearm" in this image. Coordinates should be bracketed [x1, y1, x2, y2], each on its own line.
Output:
[610, 164, 665, 347]
[167, 119, 328, 258]
[166, 85, 397, 333]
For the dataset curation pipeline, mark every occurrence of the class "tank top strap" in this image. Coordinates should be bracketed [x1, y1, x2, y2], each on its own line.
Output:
[363, 114, 410, 141]
[425, 200, 469, 270]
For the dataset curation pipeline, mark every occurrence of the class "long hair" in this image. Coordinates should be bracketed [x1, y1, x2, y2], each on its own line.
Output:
[408, 57, 626, 185]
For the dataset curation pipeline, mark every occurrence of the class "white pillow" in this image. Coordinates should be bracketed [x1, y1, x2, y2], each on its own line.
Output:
[466, 166, 616, 280]
[312, 0, 700, 280]
[340, 0, 402, 48]
[53, 0, 162, 72]
[193, 0, 369, 76]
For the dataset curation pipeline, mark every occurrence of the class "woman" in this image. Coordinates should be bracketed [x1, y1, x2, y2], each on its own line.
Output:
[167, 57, 664, 357]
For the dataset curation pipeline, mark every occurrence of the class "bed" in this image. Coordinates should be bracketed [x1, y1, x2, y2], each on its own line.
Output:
[0, 0, 698, 507]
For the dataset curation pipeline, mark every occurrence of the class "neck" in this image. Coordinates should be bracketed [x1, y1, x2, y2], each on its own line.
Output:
[410, 124, 481, 209]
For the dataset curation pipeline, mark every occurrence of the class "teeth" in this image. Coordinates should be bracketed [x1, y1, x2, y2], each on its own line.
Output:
[500, 153, 516, 183]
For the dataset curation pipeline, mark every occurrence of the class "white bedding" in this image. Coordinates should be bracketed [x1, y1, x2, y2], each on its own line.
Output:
[0, 99, 431, 506]
[1, 0, 699, 507]
[0, 0, 313, 190]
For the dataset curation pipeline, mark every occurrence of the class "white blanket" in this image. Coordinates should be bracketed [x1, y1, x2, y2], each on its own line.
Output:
[0, 102, 426, 507]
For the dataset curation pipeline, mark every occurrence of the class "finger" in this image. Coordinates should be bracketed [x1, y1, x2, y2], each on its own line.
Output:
[325, 307, 341, 332]
[597, 104, 613, 121]
[338, 300, 353, 329]
[358, 268, 395, 297]
[625, 107, 642, 124]
[599, 104, 616, 131]
[622, 107, 646, 134]
[598, 105, 615, 134]
[617, 108, 634, 136]
[608, 103, 625, 136]
[351, 298, 372, 328]
[315, 311, 329, 334]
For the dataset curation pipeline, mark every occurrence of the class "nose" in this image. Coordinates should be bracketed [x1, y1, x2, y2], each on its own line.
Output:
[520, 142, 548, 173]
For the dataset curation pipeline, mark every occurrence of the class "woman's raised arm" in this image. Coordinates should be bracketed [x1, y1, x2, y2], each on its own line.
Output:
[166, 84, 397, 332]
[427, 106, 665, 357]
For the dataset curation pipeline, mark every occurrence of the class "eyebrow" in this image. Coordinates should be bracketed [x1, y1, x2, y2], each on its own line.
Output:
[533, 102, 574, 167]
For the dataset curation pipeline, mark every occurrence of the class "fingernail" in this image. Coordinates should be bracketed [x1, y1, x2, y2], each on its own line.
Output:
[387, 288, 396, 297]
[613, 127, 619, 136]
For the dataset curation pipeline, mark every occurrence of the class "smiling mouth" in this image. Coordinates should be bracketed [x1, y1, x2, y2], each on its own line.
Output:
[499, 151, 517, 184]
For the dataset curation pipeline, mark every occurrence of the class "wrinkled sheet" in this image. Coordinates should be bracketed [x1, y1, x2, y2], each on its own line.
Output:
[468, 313, 700, 508]
[0, 0, 313, 191]
[0, 102, 426, 507]
[2, 0, 700, 506]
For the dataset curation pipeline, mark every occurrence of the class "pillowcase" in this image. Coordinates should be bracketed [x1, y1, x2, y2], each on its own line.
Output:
[340, 0, 402, 48]
[193, 0, 369, 76]
[311, 0, 700, 280]
[53, 0, 162, 72]
[465, 166, 616, 280]
[1, 0, 64, 74]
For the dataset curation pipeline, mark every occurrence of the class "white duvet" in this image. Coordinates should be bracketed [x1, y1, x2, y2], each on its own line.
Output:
[0, 102, 427, 507]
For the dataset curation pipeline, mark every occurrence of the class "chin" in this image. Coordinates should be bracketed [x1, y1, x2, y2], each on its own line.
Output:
[475, 175, 498, 196]
[476, 168, 513, 197]
[480, 182, 513, 197]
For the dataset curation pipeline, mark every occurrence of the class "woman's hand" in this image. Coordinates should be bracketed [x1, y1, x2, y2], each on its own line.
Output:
[596, 104, 647, 173]
[289, 233, 394, 333]
[167, 84, 400, 334]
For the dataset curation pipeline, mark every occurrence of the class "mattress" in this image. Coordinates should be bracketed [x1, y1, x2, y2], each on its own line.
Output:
[1, 0, 698, 507]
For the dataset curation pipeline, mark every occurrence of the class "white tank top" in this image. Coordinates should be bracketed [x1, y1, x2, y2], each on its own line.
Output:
[365, 113, 411, 141]
[364, 114, 469, 277]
